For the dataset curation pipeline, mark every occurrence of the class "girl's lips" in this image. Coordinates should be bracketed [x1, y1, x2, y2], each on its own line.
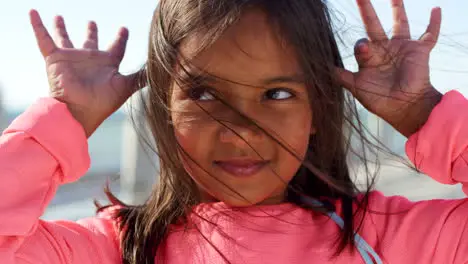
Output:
[214, 160, 269, 178]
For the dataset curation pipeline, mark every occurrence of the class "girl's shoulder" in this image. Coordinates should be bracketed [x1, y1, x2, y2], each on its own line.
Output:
[361, 190, 413, 210]
[354, 190, 468, 237]
[75, 205, 123, 252]
[330, 190, 414, 215]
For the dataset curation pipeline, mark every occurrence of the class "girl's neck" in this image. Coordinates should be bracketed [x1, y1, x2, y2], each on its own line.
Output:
[199, 191, 286, 206]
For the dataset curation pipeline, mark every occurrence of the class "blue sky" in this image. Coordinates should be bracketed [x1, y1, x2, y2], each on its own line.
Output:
[1, 0, 467, 109]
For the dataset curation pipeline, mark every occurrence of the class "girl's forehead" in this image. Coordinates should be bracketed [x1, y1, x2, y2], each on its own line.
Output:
[179, 9, 301, 85]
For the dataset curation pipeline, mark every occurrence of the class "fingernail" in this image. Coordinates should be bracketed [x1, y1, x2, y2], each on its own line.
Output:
[358, 43, 369, 53]
[355, 38, 369, 54]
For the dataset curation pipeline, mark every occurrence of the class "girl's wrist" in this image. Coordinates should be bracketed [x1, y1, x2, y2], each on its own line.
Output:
[392, 87, 442, 138]
[64, 103, 101, 138]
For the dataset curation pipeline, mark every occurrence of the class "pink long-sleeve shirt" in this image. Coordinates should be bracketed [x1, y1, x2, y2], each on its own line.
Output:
[1, 91, 468, 263]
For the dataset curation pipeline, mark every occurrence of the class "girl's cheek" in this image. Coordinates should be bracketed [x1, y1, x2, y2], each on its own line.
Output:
[171, 103, 217, 129]
[172, 105, 220, 154]
[268, 107, 313, 158]
[261, 104, 312, 134]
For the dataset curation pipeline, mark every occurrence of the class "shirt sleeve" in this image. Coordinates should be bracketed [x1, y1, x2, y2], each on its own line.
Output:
[363, 90, 468, 263]
[406, 90, 468, 193]
[0, 98, 120, 264]
[363, 191, 468, 264]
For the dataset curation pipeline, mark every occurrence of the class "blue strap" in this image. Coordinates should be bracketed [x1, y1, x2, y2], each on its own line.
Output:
[302, 197, 383, 264]
[327, 211, 382, 264]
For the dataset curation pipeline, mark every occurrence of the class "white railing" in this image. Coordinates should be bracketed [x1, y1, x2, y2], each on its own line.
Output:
[119, 97, 158, 205]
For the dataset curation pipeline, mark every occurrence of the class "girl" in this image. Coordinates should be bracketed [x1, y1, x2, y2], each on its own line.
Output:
[1, 0, 466, 263]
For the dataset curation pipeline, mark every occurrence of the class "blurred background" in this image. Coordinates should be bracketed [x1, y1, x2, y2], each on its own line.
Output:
[0, 0, 467, 221]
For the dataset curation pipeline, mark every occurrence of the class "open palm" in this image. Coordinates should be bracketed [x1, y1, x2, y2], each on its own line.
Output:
[30, 10, 142, 136]
[338, 0, 442, 136]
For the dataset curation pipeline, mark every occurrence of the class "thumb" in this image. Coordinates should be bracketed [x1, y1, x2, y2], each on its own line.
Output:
[354, 38, 375, 67]
[335, 67, 357, 96]
[123, 67, 148, 97]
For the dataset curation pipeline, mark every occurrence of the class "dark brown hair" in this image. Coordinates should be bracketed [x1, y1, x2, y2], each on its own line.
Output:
[99, 0, 398, 263]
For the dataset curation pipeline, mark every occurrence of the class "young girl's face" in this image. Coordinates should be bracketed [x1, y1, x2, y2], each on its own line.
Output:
[170, 9, 315, 206]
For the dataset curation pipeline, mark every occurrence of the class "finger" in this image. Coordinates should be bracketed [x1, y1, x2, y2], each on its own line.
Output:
[354, 39, 372, 65]
[29, 9, 58, 57]
[123, 68, 148, 97]
[356, 0, 388, 41]
[108, 27, 129, 63]
[354, 38, 384, 69]
[54, 16, 74, 48]
[420, 7, 442, 49]
[83, 21, 99, 49]
[335, 67, 357, 96]
[391, 0, 410, 39]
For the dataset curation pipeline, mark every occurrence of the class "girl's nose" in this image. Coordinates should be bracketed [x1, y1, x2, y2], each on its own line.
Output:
[218, 120, 263, 147]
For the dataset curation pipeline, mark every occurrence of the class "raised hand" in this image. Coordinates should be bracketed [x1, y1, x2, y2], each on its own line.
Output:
[337, 0, 443, 137]
[29, 10, 144, 137]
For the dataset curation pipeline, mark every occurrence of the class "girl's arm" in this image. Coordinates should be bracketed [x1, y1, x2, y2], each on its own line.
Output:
[333, 0, 468, 261]
[0, 98, 120, 264]
[405, 90, 468, 192]
[364, 90, 468, 263]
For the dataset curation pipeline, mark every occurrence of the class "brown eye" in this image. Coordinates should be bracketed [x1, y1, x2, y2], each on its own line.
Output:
[187, 87, 216, 101]
[264, 88, 294, 100]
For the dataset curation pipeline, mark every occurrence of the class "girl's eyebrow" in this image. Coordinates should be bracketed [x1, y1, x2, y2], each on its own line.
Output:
[261, 75, 305, 85]
[178, 69, 217, 84]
